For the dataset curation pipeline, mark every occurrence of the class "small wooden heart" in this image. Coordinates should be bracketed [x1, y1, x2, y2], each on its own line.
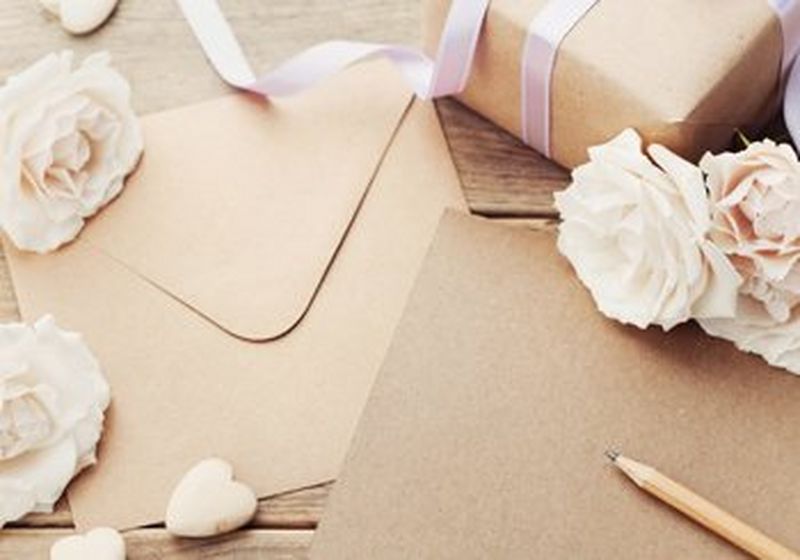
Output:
[50, 527, 125, 560]
[166, 458, 258, 538]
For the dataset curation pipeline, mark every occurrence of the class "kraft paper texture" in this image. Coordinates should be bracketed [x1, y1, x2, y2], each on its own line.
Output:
[4, 61, 466, 530]
[424, 0, 784, 168]
[311, 212, 800, 559]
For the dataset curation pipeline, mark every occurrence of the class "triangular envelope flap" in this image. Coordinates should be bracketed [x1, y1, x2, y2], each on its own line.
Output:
[79, 61, 412, 341]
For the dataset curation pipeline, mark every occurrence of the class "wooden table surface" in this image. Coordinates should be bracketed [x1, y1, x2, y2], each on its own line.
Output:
[0, 0, 567, 557]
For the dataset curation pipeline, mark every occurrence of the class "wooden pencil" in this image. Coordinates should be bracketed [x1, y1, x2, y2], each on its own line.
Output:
[606, 451, 800, 560]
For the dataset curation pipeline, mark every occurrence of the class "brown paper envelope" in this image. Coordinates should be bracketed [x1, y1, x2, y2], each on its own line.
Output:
[310, 212, 800, 559]
[79, 60, 411, 341]
[4, 68, 466, 529]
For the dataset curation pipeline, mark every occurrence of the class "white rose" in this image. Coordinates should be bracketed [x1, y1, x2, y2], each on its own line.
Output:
[0, 315, 109, 526]
[701, 140, 800, 322]
[0, 50, 142, 253]
[698, 296, 800, 375]
[697, 140, 800, 376]
[554, 129, 741, 330]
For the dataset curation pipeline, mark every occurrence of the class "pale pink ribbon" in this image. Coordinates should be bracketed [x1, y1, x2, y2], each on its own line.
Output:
[178, 1, 800, 156]
[175, 0, 489, 100]
[770, 0, 800, 145]
[176, 0, 602, 156]
[522, 0, 598, 155]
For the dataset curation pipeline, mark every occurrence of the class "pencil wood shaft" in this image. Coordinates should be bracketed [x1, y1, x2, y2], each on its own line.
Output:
[613, 456, 799, 560]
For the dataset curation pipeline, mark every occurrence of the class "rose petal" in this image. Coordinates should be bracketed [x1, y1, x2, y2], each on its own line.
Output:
[699, 295, 800, 376]
[692, 240, 741, 319]
[648, 144, 711, 233]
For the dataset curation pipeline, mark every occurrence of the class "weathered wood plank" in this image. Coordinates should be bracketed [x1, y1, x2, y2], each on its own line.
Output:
[7, 500, 72, 529]
[252, 485, 330, 530]
[486, 218, 558, 231]
[0, 0, 421, 115]
[10, 483, 333, 531]
[437, 99, 569, 217]
[0, 529, 312, 559]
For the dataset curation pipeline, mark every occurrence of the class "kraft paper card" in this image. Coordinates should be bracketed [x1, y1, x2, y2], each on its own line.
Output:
[4, 60, 466, 529]
[424, 0, 782, 168]
[310, 212, 800, 558]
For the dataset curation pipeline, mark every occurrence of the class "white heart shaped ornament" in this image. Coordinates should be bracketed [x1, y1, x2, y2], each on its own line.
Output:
[166, 458, 258, 538]
[50, 527, 125, 560]
[39, 0, 119, 35]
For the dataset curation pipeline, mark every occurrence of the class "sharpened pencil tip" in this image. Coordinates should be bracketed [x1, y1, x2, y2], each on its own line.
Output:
[605, 449, 621, 462]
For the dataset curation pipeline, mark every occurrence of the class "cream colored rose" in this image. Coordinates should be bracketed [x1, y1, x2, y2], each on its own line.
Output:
[701, 140, 800, 323]
[696, 140, 800, 376]
[555, 129, 741, 330]
[698, 296, 800, 376]
[0, 315, 109, 526]
[0, 50, 142, 253]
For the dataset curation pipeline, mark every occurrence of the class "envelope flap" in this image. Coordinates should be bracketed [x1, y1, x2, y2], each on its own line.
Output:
[80, 62, 412, 341]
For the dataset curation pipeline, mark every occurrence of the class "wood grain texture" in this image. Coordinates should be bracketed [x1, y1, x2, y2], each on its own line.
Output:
[0, 529, 312, 559]
[8, 484, 332, 530]
[437, 99, 568, 216]
[0, 0, 565, 555]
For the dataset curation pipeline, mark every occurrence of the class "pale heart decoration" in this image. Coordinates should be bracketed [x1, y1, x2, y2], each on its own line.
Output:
[555, 129, 741, 331]
[0, 316, 110, 526]
[50, 527, 125, 560]
[166, 458, 258, 538]
[0, 50, 142, 253]
[39, 0, 119, 35]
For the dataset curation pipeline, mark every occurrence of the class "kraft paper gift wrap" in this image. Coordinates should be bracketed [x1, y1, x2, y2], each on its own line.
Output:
[423, 0, 784, 168]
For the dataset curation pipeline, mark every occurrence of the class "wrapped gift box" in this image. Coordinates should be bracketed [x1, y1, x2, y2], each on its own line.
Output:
[423, 0, 785, 168]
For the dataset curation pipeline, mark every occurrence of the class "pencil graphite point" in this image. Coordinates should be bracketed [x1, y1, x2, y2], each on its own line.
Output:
[605, 449, 621, 462]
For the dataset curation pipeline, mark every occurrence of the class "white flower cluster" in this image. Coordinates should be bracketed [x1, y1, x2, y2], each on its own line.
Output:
[556, 129, 800, 376]
[0, 51, 126, 527]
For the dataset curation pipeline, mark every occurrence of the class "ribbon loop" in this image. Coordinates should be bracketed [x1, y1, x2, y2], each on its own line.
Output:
[769, 0, 800, 147]
[176, 0, 489, 100]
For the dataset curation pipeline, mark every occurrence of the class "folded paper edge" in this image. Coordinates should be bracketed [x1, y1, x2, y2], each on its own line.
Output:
[78, 95, 416, 343]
